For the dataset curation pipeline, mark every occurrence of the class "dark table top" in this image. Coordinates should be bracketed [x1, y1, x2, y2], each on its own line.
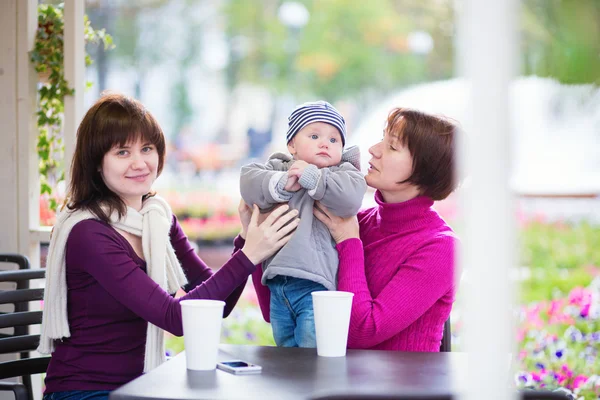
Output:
[110, 344, 467, 400]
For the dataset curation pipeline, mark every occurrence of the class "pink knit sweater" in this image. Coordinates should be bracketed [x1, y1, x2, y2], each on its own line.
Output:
[250, 190, 458, 352]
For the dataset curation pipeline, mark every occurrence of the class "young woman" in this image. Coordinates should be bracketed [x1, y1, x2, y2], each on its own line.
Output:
[39, 92, 299, 400]
[246, 107, 459, 352]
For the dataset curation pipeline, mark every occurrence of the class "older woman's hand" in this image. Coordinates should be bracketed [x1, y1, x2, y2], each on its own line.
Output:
[241, 204, 299, 265]
[313, 201, 360, 244]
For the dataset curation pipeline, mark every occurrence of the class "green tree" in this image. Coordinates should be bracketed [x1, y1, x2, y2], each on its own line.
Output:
[223, 0, 455, 102]
[522, 0, 600, 84]
[93, 0, 170, 98]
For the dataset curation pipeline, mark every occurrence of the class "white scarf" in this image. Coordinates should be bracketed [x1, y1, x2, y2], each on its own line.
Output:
[37, 195, 188, 372]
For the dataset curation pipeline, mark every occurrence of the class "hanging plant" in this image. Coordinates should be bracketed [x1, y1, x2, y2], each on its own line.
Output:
[30, 3, 114, 211]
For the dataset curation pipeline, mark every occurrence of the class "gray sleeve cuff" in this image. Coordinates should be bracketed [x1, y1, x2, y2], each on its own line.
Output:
[298, 164, 321, 190]
[271, 172, 294, 201]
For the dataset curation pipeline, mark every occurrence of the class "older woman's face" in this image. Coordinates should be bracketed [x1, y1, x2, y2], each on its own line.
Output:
[366, 129, 420, 202]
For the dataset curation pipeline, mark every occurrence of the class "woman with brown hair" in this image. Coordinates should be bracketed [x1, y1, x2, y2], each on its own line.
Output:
[245, 107, 459, 352]
[39, 92, 298, 400]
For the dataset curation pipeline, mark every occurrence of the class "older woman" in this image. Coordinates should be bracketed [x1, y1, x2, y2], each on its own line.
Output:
[244, 107, 459, 352]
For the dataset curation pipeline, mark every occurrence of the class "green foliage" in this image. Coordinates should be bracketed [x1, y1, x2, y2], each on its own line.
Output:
[521, 266, 596, 305]
[30, 3, 114, 209]
[522, 0, 600, 84]
[223, 0, 454, 101]
[521, 221, 600, 268]
[518, 221, 600, 303]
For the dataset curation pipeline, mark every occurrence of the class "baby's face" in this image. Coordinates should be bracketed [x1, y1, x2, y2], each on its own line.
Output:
[287, 122, 343, 168]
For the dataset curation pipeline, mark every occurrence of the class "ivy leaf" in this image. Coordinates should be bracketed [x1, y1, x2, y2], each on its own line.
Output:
[41, 183, 52, 195]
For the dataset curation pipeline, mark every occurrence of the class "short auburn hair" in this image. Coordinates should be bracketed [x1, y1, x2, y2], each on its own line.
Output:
[66, 92, 166, 222]
[386, 108, 458, 201]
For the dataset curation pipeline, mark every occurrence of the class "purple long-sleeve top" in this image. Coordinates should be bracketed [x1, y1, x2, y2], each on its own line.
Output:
[44, 216, 255, 393]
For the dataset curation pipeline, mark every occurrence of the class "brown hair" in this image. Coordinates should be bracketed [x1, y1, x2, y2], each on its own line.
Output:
[386, 108, 457, 201]
[66, 92, 166, 222]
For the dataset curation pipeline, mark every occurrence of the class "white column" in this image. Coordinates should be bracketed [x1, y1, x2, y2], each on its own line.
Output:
[0, 0, 19, 253]
[17, 0, 40, 264]
[458, 1, 517, 400]
[63, 0, 86, 186]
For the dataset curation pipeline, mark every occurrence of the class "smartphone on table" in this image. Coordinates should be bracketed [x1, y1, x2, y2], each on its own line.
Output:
[216, 360, 262, 375]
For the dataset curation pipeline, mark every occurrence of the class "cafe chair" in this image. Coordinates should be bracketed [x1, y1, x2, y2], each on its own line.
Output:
[519, 389, 573, 400]
[439, 317, 451, 352]
[0, 254, 50, 400]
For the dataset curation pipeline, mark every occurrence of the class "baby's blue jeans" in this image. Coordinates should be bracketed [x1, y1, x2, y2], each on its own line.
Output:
[266, 275, 328, 347]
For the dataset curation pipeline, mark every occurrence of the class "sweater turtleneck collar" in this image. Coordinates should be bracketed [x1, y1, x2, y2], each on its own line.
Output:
[373, 190, 436, 231]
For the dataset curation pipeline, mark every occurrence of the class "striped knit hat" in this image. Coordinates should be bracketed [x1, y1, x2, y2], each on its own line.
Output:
[286, 101, 347, 146]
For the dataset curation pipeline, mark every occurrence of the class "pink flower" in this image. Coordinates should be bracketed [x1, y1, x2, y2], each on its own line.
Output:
[548, 299, 564, 317]
[572, 374, 588, 390]
[568, 287, 592, 306]
[580, 302, 591, 318]
[561, 364, 573, 378]
[242, 286, 259, 306]
[531, 372, 542, 382]
[552, 372, 566, 385]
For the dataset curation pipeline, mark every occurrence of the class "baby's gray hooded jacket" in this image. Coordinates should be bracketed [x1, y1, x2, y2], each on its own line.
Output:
[239, 146, 367, 290]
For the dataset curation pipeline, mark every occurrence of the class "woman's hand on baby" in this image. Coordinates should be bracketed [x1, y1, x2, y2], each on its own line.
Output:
[238, 200, 286, 238]
[242, 204, 299, 265]
[313, 201, 360, 244]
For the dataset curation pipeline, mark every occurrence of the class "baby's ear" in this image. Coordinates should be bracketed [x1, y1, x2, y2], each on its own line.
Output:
[287, 139, 296, 155]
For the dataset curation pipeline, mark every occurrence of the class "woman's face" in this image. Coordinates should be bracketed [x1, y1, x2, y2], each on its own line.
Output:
[366, 128, 421, 202]
[100, 138, 159, 210]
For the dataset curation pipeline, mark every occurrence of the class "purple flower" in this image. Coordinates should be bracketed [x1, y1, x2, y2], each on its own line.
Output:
[555, 350, 563, 359]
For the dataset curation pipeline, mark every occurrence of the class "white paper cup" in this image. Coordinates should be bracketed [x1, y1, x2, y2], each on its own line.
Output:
[311, 291, 354, 357]
[180, 299, 225, 370]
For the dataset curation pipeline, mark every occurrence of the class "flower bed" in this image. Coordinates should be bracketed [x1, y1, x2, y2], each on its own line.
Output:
[162, 191, 242, 243]
[515, 280, 600, 399]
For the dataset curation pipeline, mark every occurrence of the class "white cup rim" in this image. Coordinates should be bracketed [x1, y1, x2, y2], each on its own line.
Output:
[311, 290, 354, 298]
[180, 299, 226, 308]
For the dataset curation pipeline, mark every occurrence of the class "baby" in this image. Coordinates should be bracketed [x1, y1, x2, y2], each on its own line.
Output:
[240, 100, 366, 347]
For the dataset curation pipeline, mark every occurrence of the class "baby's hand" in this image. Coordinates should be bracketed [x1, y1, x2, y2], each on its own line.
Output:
[285, 174, 302, 192]
[288, 160, 309, 178]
